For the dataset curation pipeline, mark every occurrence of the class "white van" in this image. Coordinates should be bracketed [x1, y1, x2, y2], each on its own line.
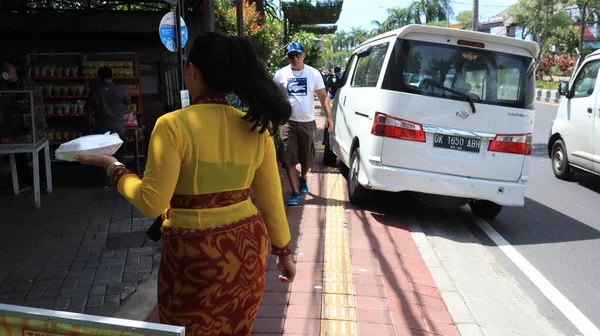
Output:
[324, 24, 540, 218]
[549, 49, 600, 180]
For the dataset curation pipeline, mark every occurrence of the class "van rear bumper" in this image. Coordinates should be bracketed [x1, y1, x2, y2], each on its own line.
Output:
[363, 163, 526, 206]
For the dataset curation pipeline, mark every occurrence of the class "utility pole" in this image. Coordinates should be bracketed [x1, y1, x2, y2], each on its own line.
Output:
[200, 0, 215, 32]
[580, 0, 591, 55]
[283, 15, 289, 44]
[236, 0, 244, 36]
[175, 0, 185, 92]
[472, 0, 479, 31]
[446, 0, 449, 27]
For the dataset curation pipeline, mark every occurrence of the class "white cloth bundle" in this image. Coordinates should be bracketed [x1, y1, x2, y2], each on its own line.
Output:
[55, 132, 123, 162]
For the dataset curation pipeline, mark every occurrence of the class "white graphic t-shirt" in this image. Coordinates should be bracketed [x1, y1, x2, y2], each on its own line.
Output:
[273, 64, 325, 122]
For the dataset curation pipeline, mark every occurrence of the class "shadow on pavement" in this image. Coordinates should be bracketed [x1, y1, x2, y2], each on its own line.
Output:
[572, 172, 600, 195]
[337, 177, 600, 249]
[253, 108, 328, 334]
[478, 196, 600, 246]
[352, 207, 431, 331]
[371, 191, 600, 248]
[532, 143, 549, 158]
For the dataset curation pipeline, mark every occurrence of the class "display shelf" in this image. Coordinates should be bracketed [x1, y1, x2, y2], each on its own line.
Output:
[45, 114, 86, 117]
[42, 96, 86, 99]
[83, 76, 139, 80]
[26, 52, 146, 174]
[31, 77, 82, 80]
[0, 90, 46, 146]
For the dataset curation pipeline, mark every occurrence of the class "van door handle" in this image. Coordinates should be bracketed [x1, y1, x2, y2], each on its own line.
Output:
[355, 111, 369, 118]
[588, 107, 593, 113]
[343, 96, 347, 106]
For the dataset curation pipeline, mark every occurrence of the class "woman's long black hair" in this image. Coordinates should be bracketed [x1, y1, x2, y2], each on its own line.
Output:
[187, 31, 291, 133]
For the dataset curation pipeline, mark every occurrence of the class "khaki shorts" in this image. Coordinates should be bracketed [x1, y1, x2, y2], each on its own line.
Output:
[278, 120, 316, 169]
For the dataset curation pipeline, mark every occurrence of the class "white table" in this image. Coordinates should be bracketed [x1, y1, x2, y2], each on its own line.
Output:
[0, 138, 53, 208]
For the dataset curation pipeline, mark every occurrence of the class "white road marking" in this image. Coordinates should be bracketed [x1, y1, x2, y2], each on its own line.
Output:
[466, 211, 600, 336]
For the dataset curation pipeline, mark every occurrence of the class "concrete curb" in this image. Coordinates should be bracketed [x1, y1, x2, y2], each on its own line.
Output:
[111, 262, 159, 320]
[407, 218, 483, 336]
[536, 88, 561, 104]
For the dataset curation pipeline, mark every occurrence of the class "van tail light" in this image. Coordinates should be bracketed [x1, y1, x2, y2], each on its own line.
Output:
[488, 133, 533, 155]
[371, 112, 426, 142]
[457, 39, 485, 48]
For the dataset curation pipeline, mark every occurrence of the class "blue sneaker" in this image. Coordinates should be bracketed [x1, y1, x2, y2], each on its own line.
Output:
[299, 177, 309, 195]
[287, 192, 301, 206]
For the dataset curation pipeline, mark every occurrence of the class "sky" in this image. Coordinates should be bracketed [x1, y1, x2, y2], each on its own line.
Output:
[333, 0, 518, 32]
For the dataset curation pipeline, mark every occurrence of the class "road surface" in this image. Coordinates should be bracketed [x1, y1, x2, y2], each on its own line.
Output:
[483, 101, 600, 335]
[350, 101, 599, 335]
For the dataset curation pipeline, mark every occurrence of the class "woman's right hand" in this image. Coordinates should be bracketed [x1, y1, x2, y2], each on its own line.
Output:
[276, 254, 296, 283]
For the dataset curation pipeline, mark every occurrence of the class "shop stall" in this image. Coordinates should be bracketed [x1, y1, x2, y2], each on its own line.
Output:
[0, 0, 215, 191]
[26, 52, 147, 173]
[0, 89, 53, 208]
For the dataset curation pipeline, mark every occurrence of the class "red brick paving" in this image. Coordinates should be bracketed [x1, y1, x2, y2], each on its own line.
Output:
[145, 103, 459, 335]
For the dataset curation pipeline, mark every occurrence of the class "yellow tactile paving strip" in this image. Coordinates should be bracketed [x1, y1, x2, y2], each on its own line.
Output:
[321, 171, 359, 336]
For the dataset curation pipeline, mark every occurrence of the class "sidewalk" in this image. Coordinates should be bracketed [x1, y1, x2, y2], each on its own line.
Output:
[145, 104, 459, 335]
[0, 182, 161, 316]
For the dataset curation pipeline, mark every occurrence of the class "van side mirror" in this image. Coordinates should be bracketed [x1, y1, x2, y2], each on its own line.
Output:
[558, 81, 569, 97]
[356, 46, 372, 58]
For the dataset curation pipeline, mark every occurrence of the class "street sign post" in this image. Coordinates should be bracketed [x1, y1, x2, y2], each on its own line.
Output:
[158, 12, 188, 53]
[0, 303, 185, 336]
[159, 2, 187, 108]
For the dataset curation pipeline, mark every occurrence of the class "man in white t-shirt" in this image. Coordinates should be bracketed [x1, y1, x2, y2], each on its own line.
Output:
[274, 42, 334, 206]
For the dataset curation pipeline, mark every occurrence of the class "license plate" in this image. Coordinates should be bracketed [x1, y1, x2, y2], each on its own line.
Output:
[433, 134, 482, 153]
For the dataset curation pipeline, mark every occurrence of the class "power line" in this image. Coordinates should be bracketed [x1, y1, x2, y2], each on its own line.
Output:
[452, 1, 515, 7]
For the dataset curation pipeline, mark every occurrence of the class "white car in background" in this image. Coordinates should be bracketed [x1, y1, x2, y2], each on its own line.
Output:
[549, 49, 600, 180]
[323, 24, 540, 219]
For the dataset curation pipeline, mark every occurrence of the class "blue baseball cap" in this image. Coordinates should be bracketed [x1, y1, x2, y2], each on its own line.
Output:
[285, 42, 304, 55]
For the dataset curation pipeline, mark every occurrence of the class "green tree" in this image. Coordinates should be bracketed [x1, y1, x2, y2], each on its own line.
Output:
[426, 21, 449, 27]
[410, 0, 452, 23]
[371, 0, 451, 35]
[215, 0, 284, 73]
[456, 10, 473, 29]
[509, 0, 571, 53]
[321, 36, 352, 69]
[371, 7, 414, 34]
[574, 0, 600, 55]
[385, 7, 415, 28]
[348, 27, 371, 49]
[546, 11, 580, 55]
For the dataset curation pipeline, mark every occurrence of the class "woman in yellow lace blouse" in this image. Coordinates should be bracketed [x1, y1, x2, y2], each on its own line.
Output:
[76, 32, 296, 335]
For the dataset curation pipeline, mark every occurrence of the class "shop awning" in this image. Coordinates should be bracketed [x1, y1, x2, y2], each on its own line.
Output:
[280, 0, 343, 25]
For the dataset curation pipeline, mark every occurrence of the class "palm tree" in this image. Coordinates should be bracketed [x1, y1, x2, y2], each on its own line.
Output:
[372, 7, 414, 34]
[349, 27, 370, 48]
[372, 0, 452, 33]
[388, 7, 414, 27]
[411, 0, 452, 23]
[333, 30, 350, 51]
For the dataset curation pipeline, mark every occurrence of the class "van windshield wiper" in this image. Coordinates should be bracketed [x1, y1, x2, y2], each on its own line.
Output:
[421, 78, 477, 114]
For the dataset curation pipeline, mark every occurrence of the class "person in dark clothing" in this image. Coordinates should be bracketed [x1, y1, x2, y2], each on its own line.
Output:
[84, 67, 130, 187]
[0, 59, 47, 190]
[328, 66, 343, 99]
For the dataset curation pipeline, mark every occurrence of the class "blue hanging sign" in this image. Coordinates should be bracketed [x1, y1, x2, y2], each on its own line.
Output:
[159, 12, 188, 52]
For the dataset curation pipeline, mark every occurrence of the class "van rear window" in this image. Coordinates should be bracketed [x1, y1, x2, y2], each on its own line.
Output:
[381, 39, 536, 110]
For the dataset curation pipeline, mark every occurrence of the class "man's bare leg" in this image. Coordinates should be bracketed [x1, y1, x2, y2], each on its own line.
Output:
[287, 166, 300, 194]
[300, 164, 309, 180]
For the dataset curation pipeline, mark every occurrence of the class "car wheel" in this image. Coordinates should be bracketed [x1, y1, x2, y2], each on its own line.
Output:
[469, 200, 503, 219]
[322, 137, 337, 167]
[551, 140, 574, 181]
[348, 149, 369, 204]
